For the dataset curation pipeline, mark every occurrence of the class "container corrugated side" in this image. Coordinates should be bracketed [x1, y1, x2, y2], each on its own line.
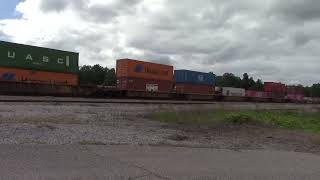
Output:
[287, 94, 305, 102]
[0, 41, 79, 74]
[117, 77, 174, 92]
[116, 59, 174, 81]
[175, 83, 214, 94]
[0, 67, 78, 86]
[174, 70, 215, 86]
[264, 82, 286, 93]
[246, 90, 270, 98]
[286, 86, 304, 95]
[221, 87, 245, 97]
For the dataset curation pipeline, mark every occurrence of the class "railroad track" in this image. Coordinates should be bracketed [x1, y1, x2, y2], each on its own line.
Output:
[0, 98, 216, 104]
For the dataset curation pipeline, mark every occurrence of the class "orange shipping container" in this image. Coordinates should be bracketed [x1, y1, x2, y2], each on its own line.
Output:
[0, 67, 78, 86]
[116, 59, 174, 81]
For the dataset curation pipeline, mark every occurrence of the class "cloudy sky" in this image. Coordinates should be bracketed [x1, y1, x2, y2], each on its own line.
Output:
[0, 0, 319, 85]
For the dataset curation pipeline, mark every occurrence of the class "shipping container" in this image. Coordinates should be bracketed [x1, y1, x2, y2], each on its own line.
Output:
[0, 67, 78, 86]
[286, 94, 305, 102]
[264, 82, 286, 93]
[117, 77, 174, 92]
[286, 86, 304, 95]
[269, 92, 285, 99]
[116, 59, 174, 81]
[245, 90, 270, 98]
[174, 70, 215, 86]
[0, 81, 75, 96]
[0, 41, 79, 74]
[175, 83, 214, 94]
[219, 87, 245, 97]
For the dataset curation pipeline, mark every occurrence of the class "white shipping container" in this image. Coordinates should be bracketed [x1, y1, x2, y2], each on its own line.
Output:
[221, 87, 245, 97]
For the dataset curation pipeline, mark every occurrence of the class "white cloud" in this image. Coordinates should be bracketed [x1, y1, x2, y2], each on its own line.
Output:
[0, 0, 319, 85]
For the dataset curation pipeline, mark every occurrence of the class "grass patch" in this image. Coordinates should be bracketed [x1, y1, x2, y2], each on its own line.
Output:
[152, 110, 320, 133]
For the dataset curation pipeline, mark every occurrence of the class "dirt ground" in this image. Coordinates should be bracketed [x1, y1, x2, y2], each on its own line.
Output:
[0, 101, 319, 155]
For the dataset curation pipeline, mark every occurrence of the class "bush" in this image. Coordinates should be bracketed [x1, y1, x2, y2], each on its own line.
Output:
[225, 113, 258, 125]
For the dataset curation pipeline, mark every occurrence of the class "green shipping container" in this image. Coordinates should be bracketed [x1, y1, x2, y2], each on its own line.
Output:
[0, 41, 79, 74]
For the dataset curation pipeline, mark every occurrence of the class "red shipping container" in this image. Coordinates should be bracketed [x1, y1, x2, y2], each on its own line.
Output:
[117, 77, 174, 92]
[270, 92, 285, 99]
[264, 82, 286, 93]
[246, 90, 270, 98]
[175, 83, 214, 94]
[287, 94, 304, 102]
[286, 86, 304, 95]
[246, 90, 257, 97]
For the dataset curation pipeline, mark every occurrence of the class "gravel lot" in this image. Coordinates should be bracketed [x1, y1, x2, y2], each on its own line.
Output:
[0, 101, 319, 154]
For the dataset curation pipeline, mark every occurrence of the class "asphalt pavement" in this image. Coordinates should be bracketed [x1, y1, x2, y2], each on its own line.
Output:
[0, 145, 319, 180]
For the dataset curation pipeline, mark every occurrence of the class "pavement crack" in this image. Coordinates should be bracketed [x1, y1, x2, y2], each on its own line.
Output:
[85, 147, 171, 180]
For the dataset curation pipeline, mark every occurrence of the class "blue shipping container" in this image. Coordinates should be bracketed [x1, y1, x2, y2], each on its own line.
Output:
[174, 70, 215, 85]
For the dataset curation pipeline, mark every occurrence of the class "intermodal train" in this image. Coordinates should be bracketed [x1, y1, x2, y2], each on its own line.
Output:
[0, 41, 317, 103]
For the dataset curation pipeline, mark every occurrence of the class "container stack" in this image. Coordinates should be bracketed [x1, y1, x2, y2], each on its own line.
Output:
[286, 86, 304, 102]
[0, 41, 79, 86]
[264, 82, 286, 99]
[174, 70, 215, 94]
[220, 87, 245, 97]
[245, 90, 269, 98]
[116, 59, 174, 92]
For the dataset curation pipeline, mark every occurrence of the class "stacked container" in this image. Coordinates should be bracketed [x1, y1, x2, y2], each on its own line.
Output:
[116, 59, 174, 92]
[220, 87, 245, 97]
[264, 82, 286, 98]
[174, 70, 215, 94]
[286, 86, 305, 102]
[245, 90, 270, 98]
[0, 41, 79, 86]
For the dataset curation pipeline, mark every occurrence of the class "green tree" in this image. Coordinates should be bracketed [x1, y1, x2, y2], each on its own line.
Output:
[216, 73, 241, 88]
[241, 73, 250, 89]
[79, 65, 93, 84]
[310, 84, 320, 97]
[255, 79, 264, 91]
[91, 64, 106, 84]
[104, 68, 116, 86]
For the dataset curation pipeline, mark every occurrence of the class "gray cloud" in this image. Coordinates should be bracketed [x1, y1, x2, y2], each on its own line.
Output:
[40, 0, 142, 22]
[2, 0, 320, 86]
[270, 0, 320, 22]
[293, 32, 311, 47]
[40, 0, 71, 12]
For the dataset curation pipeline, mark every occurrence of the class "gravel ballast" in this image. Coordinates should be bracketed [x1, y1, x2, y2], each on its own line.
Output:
[0, 101, 319, 154]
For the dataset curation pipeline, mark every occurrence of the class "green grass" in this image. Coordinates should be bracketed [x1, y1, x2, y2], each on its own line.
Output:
[152, 110, 320, 133]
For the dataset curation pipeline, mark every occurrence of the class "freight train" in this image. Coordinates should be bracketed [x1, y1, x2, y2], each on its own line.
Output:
[0, 41, 317, 103]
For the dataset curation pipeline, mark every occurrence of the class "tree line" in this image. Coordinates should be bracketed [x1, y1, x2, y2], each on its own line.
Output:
[213, 73, 264, 91]
[79, 64, 116, 86]
[79, 64, 320, 97]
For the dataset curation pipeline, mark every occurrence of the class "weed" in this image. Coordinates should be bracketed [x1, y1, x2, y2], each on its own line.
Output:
[151, 110, 320, 133]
